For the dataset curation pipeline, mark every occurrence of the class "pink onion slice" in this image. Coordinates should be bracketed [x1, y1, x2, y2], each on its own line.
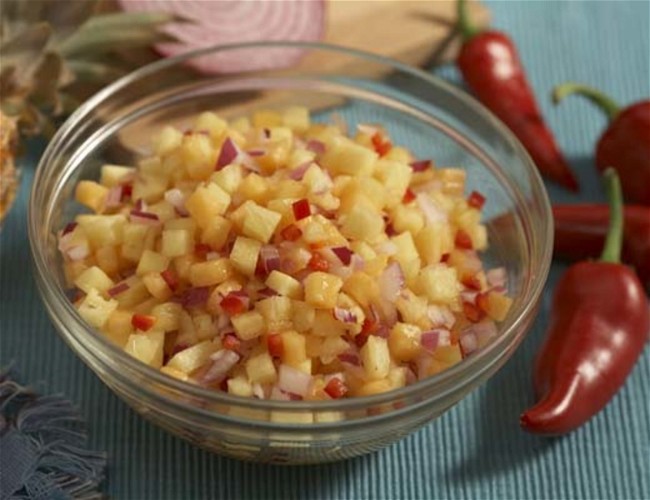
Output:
[416, 193, 447, 225]
[107, 282, 130, 297]
[199, 349, 240, 385]
[333, 307, 357, 324]
[117, 0, 326, 74]
[409, 160, 432, 172]
[105, 186, 123, 208]
[288, 161, 312, 181]
[459, 330, 479, 356]
[252, 383, 266, 399]
[486, 267, 508, 289]
[331, 246, 353, 266]
[379, 262, 404, 303]
[129, 210, 161, 226]
[277, 364, 312, 397]
[421, 328, 451, 352]
[338, 352, 360, 366]
[427, 305, 456, 329]
[164, 188, 188, 216]
[180, 287, 210, 308]
[246, 149, 266, 157]
[306, 140, 326, 155]
[216, 137, 239, 169]
[259, 245, 281, 274]
[66, 245, 90, 261]
[61, 222, 78, 237]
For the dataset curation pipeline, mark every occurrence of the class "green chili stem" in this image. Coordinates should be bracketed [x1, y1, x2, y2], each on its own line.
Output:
[552, 82, 621, 121]
[457, 0, 481, 41]
[600, 169, 624, 264]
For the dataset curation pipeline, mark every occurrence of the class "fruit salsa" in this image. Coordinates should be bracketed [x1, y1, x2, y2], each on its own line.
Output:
[58, 107, 512, 401]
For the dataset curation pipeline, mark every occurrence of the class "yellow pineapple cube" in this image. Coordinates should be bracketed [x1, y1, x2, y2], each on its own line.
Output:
[246, 352, 277, 384]
[136, 250, 170, 276]
[227, 376, 254, 397]
[75, 180, 109, 213]
[282, 106, 310, 132]
[242, 203, 281, 243]
[391, 204, 424, 235]
[164, 217, 197, 238]
[160, 366, 190, 382]
[433, 344, 462, 365]
[147, 200, 176, 223]
[77, 214, 127, 249]
[388, 323, 422, 362]
[161, 229, 193, 258]
[272, 179, 307, 200]
[280, 330, 308, 368]
[151, 302, 183, 331]
[311, 310, 347, 337]
[100, 164, 135, 187]
[105, 309, 133, 347]
[210, 164, 243, 194]
[200, 215, 232, 251]
[166, 340, 218, 373]
[78, 289, 118, 328]
[302, 164, 333, 195]
[194, 112, 227, 140]
[142, 272, 173, 300]
[355, 378, 393, 397]
[395, 290, 430, 329]
[483, 292, 513, 321]
[182, 133, 216, 180]
[417, 264, 461, 305]
[320, 137, 377, 177]
[256, 296, 293, 332]
[229, 236, 262, 276]
[237, 173, 269, 204]
[319, 336, 349, 364]
[373, 159, 412, 208]
[131, 175, 168, 203]
[120, 223, 152, 262]
[384, 146, 413, 164]
[388, 366, 408, 389]
[338, 177, 385, 213]
[154, 126, 183, 156]
[125, 330, 165, 369]
[113, 276, 150, 308]
[342, 272, 379, 308]
[265, 271, 302, 299]
[232, 310, 266, 340]
[95, 245, 120, 276]
[193, 313, 218, 340]
[189, 258, 232, 287]
[304, 272, 343, 309]
[252, 109, 283, 128]
[185, 182, 231, 229]
[360, 336, 391, 381]
[292, 301, 316, 332]
[437, 168, 466, 196]
[74, 266, 114, 294]
[341, 205, 384, 242]
[415, 224, 454, 265]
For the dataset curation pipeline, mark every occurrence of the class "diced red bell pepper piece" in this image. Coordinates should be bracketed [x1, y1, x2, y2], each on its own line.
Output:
[455, 230, 474, 250]
[462, 274, 482, 291]
[467, 191, 486, 210]
[324, 377, 349, 399]
[402, 188, 416, 204]
[222, 334, 241, 351]
[281, 224, 302, 242]
[308, 252, 329, 272]
[160, 269, 179, 292]
[132, 314, 156, 331]
[194, 243, 212, 260]
[463, 301, 485, 323]
[267, 334, 284, 358]
[371, 132, 392, 157]
[292, 198, 311, 221]
[220, 293, 248, 316]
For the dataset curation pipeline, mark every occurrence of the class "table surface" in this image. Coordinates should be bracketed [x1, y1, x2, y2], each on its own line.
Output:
[2, 1, 649, 499]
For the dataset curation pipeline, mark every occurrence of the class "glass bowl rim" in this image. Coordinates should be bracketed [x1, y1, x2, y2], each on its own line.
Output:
[29, 40, 553, 414]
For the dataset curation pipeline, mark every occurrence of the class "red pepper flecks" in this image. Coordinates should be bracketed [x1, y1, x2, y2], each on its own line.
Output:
[552, 204, 650, 290]
[456, 0, 578, 191]
[553, 82, 650, 205]
[521, 170, 650, 435]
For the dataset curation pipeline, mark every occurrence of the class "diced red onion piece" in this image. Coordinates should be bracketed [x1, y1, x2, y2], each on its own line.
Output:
[216, 137, 239, 169]
[409, 160, 432, 172]
[331, 246, 352, 266]
[252, 383, 266, 399]
[199, 349, 240, 385]
[260, 245, 281, 274]
[246, 149, 265, 157]
[277, 364, 312, 397]
[405, 367, 417, 385]
[130, 210, 161, 226]
[216, 313, 231, 333]
[486, 267, 507, 289]
[415, 354, 432, 380]
[288, 161, 312, 180]
[333, 307, 357, 324]
[306, 140, 326, 155]
[107, 282, 130, 297]
[416, 193, 447, 225]
[240, 153, 261, 173]
[460, 330, 479, 356]
[61, 222, 78, 237]
[270, 386, 291, 401]
[105, 186, 123, 208]
[469, 321, 498, 347]
[117, 1, 326, 74]
[256, 287, 277, 298]
[338, 353, 360, 366]
[461, 290, 479, 305]
[133, 198, 147, 212]
[182, 287, 210, 307]
[164, 188, 188, 216]
[350, 254, 365, 271]
[427, 305, 456, 329]
[379, 262, 404, 302]
[421, 328, 451, 352]
[374, 324, 390, 339]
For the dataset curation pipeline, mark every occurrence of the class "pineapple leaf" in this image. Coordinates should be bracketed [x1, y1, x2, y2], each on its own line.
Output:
[65, 60, 126, 83]
[80, 11, 177, 32]
[0, 22, 51, 59]
[30, 52, 67, 114]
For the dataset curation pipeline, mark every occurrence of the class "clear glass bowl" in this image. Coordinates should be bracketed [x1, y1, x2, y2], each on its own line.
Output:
[29, 42, 552, 464]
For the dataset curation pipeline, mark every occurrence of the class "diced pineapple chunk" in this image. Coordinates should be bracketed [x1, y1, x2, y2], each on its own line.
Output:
[131, 175, 168, 203]
[302, 164, 333, 195]
[360, 336, 391, 381]
[433, 344, 462, 365]
[124, 330, 165, 368]
[341, 205, 385, 242]
[342, 272, 379, 308]
[136, 250, 170, 276]
[151, 302, 183, 331]
[105, 309, 134, 347]
[227, 376, 254, 397]
[100, 164, 135, 187]
[246, 352, 277, 384]
[320, 137, 378, 177]
[482, 292, 513, 321]
[391, 232, 421, 281]
[229, 236, 262, 276]
[113, 276, 150, 308]
[232, 310, 266, 340]
[304, 272, 343, 309]
[437, 168, 466, 196]
[256, 296, 293, 332]
[160, 229, 191, 259]
[252, 109, 283, 128]
[311, 310, 347, 337]
[185, 182, 231, 229]
[391, 204, 424, 235]
[280, 330, 307, 368]
[415, 224, 454, 265]
[200, 215, 232, 250]
[142, 272, 173, 300]
[319, 336, 349, 364]
[74, 266, 114, 294]
[182, 133, 216, 180]
[395, 290, 430, 329]
[266, 271, 302, 299]
[237, 173, 269, 204]
[356, 379, 393, 397]
[282, 106, 310, 132]
[292, 301, 316, 332]
[389, 323, 422, 362]
[75, 180, 109, 213]
[77, 289, 118, 328]
[210, 164, 243, 194]
[164, 217, 197, 237]
[373, 159, 412, 207]
[418, 264, 461, 305]
[154, 126, 183, 156]
[166, 340, 218, 373]
[194, 112, 227, 140]
[77, 214, 127, 249]
[160, 366, 190, 382]
[241, 203, 281, 243]
[189, 258, 232, 287]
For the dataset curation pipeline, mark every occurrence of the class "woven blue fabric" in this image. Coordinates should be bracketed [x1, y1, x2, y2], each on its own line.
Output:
[1, 1, 648, 498]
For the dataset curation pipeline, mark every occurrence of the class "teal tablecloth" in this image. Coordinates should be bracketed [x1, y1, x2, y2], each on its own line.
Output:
[2, 1, 649, 498]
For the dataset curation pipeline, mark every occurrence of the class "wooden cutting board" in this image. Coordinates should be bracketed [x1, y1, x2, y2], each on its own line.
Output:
[324, 0, 489, 67]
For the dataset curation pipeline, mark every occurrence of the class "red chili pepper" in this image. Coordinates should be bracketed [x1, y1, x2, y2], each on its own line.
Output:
[456, 0, 578, 191]
[131, 314, 157, 332]
[267, 334, 284, 358]
[324, 377, 348, 399]
[521, 170, 650, 434]
[553, 83, 650, 205]
[552, 203, 650, 290]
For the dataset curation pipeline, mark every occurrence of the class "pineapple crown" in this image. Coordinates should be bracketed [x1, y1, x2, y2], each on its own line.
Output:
[0, 0, 178, 137]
